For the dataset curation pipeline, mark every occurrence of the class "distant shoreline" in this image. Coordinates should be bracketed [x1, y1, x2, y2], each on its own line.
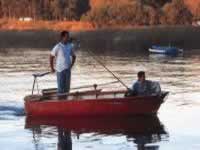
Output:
[0, 19, 199, 32]
[0, 26, 200, 51]
[0, 19, 95, 31]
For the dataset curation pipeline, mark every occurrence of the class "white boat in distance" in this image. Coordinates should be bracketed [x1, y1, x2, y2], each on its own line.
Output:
[149, 46, 183, 55]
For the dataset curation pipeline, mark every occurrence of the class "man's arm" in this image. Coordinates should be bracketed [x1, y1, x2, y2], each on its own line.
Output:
[125, 82, 137, 97]
[70, 43, 76, 68]
[130, 82, 138, 96]
[132, 82, 137, 91]
[50, 55, 55, 73]
[50, 44, 59, 73]
[71, 54, 76, 68]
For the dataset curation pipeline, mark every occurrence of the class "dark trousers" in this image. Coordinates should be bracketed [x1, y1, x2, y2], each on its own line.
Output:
[57, 69, 71, 94]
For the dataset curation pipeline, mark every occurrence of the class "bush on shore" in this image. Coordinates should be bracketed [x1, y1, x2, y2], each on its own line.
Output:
[193, 3, 200, 20]
[160, 0, 193, 25]
[82, 0, 193, 27]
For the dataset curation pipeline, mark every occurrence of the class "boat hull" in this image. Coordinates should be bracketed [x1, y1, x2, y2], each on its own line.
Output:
[149, 47, 183, 55]
[25, 95, 166, 117]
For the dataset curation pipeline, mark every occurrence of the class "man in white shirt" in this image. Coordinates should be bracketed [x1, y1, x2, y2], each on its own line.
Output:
[50, 31, 76, 94]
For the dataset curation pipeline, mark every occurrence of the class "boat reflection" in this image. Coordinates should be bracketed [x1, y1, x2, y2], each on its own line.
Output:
[25, 116, 169, 150]
[57, 129, 72, 150]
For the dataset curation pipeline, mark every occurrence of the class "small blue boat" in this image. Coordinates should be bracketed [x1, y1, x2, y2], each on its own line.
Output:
[149, 46, 183, 55]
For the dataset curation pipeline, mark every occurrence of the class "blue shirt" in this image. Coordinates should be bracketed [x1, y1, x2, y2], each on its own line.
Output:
[132, 80, 153, 96]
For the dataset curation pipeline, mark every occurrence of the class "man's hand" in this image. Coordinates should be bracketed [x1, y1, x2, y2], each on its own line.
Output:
[51, 68, 55, 73]
[71, 55, 76, 69]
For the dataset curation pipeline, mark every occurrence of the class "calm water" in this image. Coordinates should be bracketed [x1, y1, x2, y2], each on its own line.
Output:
[0, 48, 200, 150]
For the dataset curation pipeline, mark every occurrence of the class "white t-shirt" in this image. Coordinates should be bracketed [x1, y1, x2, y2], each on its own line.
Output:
[51, 42, 75, 72]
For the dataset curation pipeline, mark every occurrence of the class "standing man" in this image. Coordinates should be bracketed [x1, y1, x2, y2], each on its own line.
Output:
[50, 31, 76, 94]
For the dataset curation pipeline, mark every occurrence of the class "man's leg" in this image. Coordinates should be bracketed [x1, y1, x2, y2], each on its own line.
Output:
[57, 71, 62, 93]
[57, 70, 67, 94]
[65, 69, 71, 93]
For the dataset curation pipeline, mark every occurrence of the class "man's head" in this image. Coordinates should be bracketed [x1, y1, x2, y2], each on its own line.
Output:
[60, 31, 69, 43]
[137, 71, 146, 82]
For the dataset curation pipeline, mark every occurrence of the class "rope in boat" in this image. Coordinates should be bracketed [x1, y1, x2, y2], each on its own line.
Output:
[86, 49, 129, 90]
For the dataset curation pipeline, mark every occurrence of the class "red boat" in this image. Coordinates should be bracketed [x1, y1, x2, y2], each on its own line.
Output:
[24, 89, 169, 117]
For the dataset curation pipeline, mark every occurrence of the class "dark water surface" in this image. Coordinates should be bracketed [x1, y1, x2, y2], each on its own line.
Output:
[0, 48, 199, 150]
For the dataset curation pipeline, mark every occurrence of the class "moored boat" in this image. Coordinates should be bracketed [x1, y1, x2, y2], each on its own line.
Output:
[149, 45, 183, 55]
[24, 89, 169, 117]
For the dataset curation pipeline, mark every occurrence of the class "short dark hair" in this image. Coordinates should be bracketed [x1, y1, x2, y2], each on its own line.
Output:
[60, 31, 69, 38]
[138, 71, 145, 78]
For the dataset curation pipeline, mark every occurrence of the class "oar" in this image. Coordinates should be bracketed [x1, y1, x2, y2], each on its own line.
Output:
[86, 49, 129, 90]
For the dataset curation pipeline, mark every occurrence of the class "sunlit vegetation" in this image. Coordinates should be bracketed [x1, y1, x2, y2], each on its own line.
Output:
[83, 0, 193, 26]
[0, 0, 197, 29]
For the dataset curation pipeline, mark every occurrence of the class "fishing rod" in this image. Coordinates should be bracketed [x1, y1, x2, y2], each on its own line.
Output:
[71, 39, 129, 89]
[86, 49, 129, 90]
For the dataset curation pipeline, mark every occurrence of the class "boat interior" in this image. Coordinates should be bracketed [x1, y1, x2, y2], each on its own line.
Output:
[28, 89, 128, 101]
[25, 88, 169, 102]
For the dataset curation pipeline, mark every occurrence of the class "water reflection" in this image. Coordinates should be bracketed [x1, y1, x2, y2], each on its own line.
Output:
[57, 129, 72, 150]
[25, 116, 168, 150]
[0, 48, 199, 149]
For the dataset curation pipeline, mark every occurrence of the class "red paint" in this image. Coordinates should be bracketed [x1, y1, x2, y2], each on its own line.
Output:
[24, 91, 168, 117]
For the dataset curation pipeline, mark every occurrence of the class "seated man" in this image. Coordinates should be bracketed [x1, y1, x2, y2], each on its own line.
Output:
[126, 71, 161, 96]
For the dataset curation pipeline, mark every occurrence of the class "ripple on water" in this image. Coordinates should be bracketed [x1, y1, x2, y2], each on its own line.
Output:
[0, 103, 25, 120]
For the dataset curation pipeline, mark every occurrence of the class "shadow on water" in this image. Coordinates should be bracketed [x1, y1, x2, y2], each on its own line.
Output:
[0, 105, 25, 117]
[25, 116, 169, 150]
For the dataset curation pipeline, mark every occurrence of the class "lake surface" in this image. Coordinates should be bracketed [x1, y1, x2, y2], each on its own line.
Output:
[0, 48, 199, 150]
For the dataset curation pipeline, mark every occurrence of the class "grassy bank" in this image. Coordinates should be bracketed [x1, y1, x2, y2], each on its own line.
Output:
[0, 26, 200, 51]
[0, 19, 95, 31]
